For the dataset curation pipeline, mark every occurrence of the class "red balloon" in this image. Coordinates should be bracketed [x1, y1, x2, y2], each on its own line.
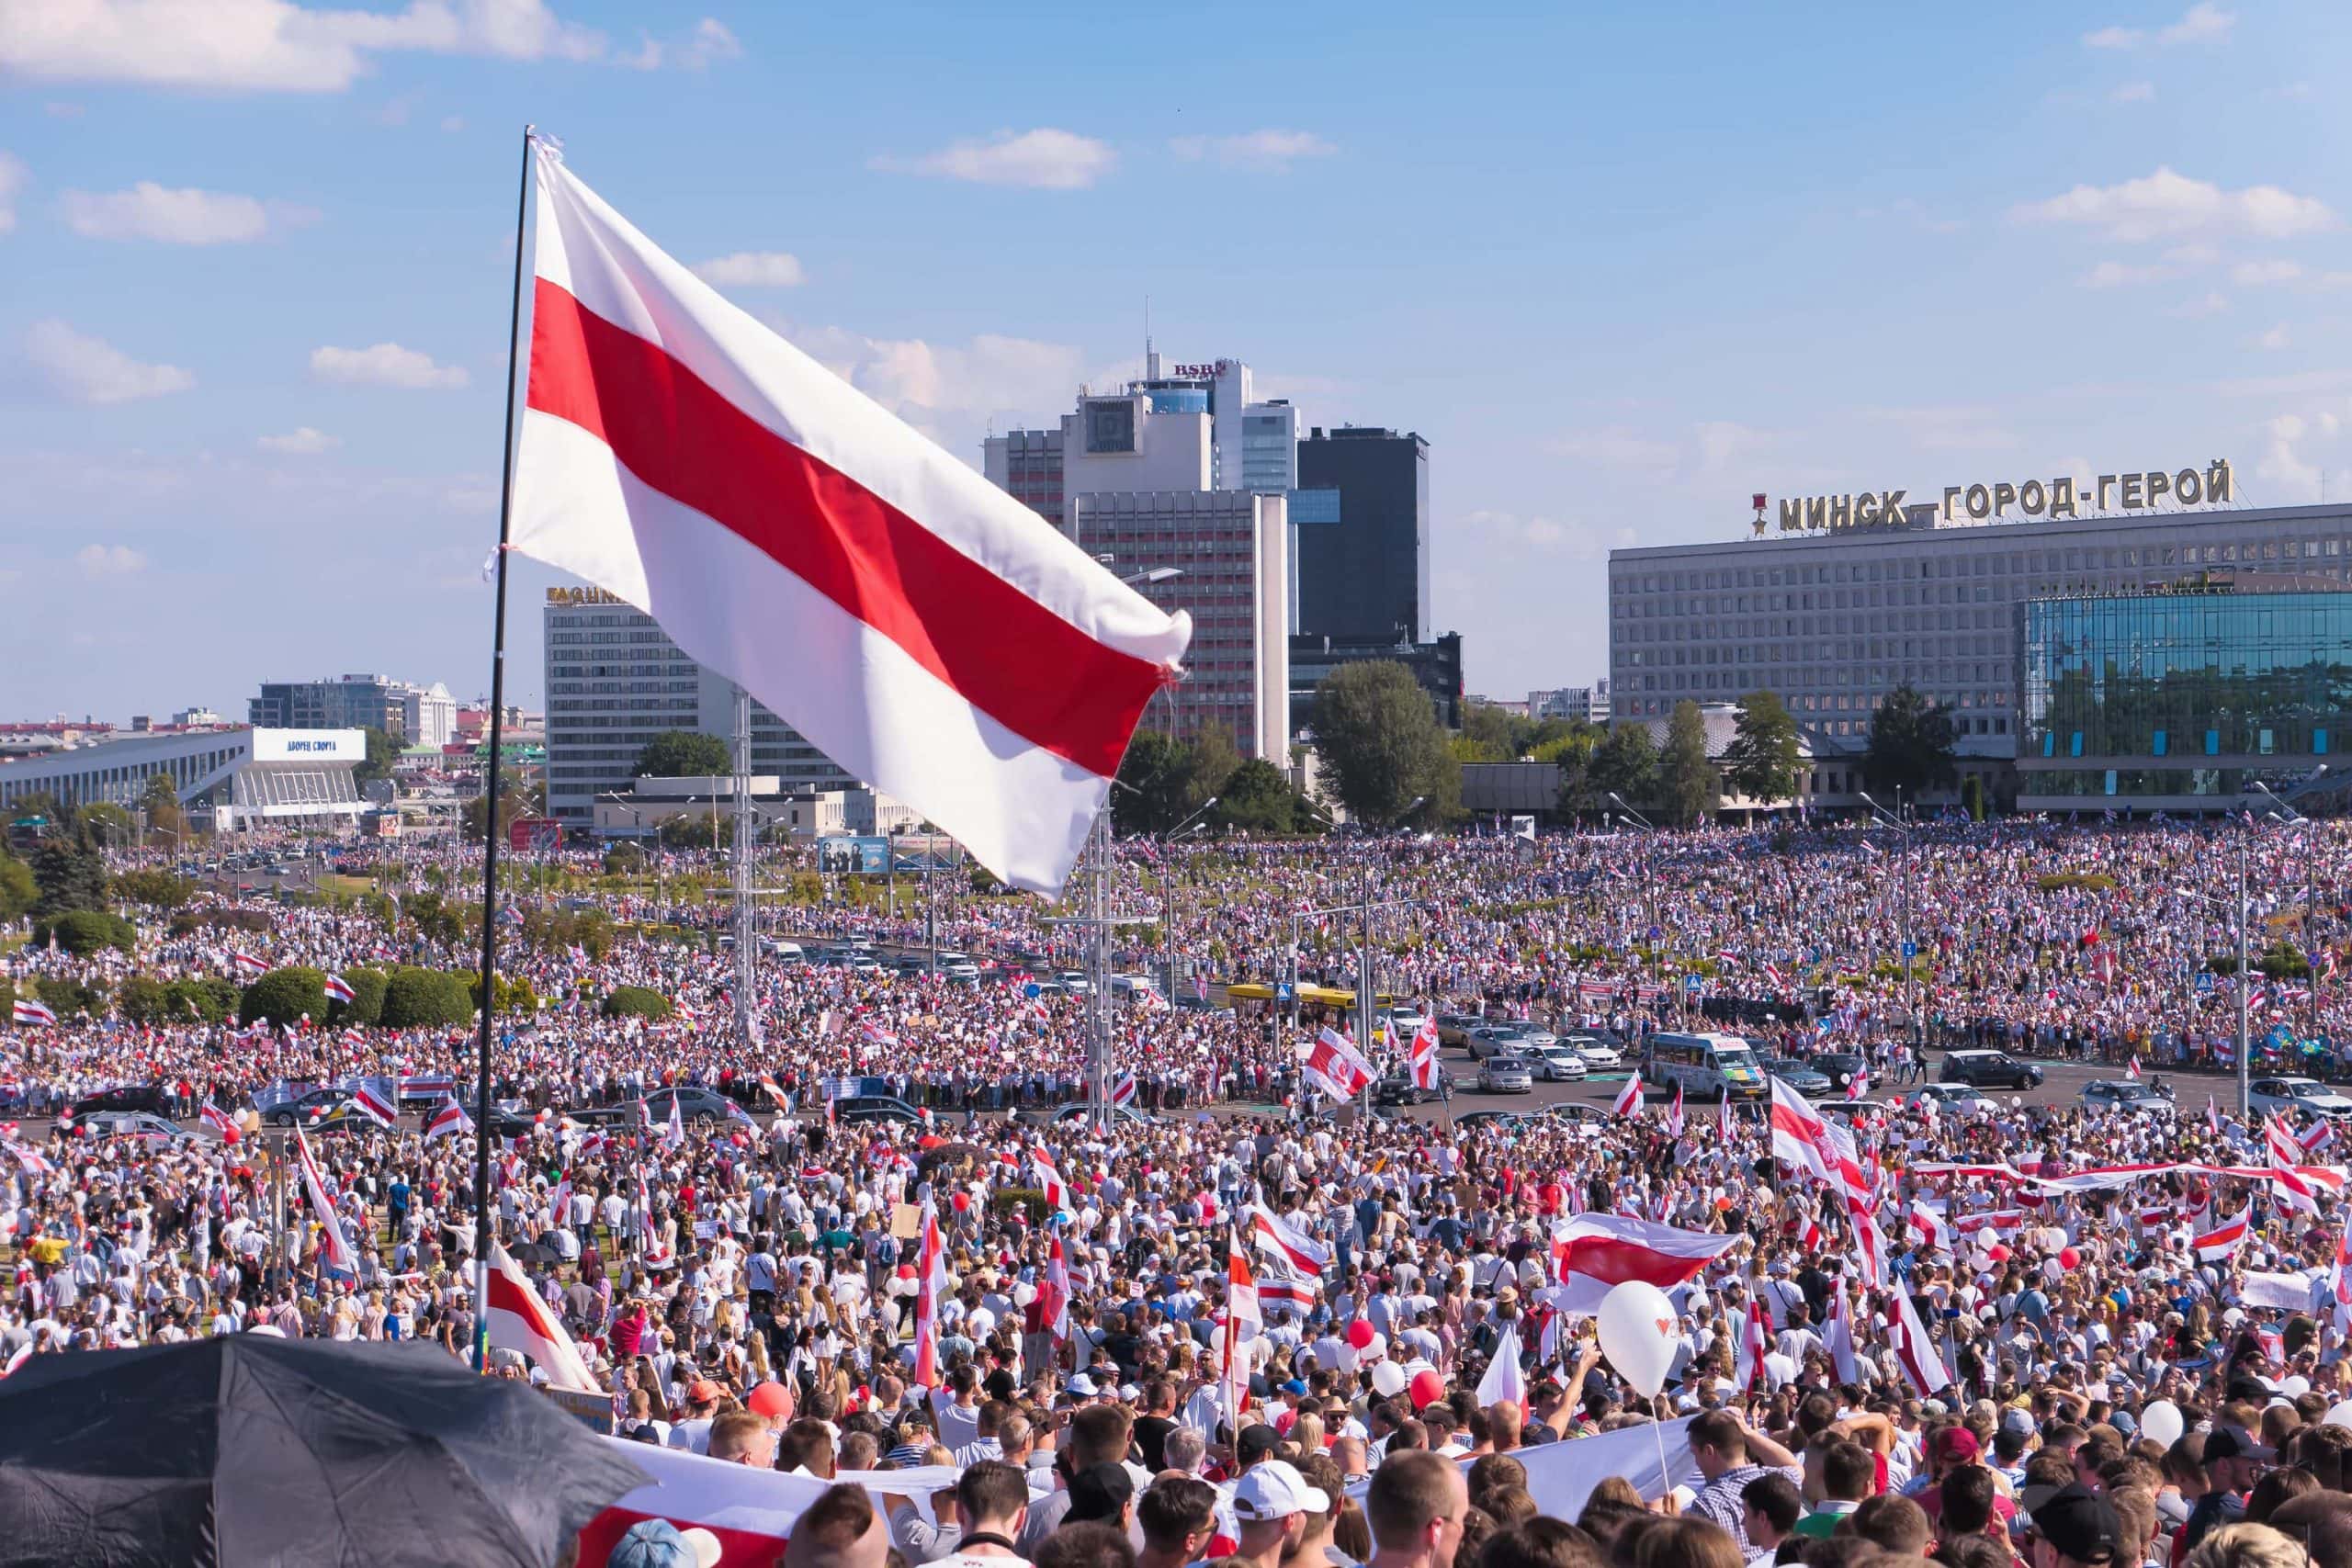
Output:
[1409, 1370, 1445, 1409]
[2059, 1247, 2081, 1269]
[1987, 1244, 2010, 1262]
[1347, 1320, 1375, 1350]
[951, 1191, 969, 1213]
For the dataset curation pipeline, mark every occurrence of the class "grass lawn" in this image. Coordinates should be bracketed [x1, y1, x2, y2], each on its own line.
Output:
[316, 874, 377, 897]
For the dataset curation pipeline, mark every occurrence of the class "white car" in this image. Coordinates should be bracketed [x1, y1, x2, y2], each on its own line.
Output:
[1522, 1043, 1590, 1082]
[1385, 1005, 1429, 1036]
[1907, 1084, 1994, 1112]
[1565, 1035, 1623, 1069]
[2248, 1077, 2352, 1119]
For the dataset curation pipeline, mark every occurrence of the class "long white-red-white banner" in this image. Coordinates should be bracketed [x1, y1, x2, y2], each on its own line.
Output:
[578, 1442, 966, 1566]
[1915, 1160, 2346, 1194]
[512, 143, 1191, 894]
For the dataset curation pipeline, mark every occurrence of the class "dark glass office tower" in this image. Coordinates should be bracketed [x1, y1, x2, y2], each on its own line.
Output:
[1295, 426, 1430, 644]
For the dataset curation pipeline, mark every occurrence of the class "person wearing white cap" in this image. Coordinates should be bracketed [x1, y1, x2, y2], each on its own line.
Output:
[1230, 1458, 1330, 1568]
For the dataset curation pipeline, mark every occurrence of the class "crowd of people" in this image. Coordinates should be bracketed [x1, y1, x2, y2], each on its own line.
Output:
[9, 814, 2352, 1568]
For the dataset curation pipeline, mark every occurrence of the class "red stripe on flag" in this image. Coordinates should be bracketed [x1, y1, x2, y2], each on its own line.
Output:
[526, 278, 1162, 779]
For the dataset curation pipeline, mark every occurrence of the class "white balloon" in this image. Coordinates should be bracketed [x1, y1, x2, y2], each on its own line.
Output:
[1371, 1360, 1408, 1397]
[2283, 1375, 2312, 1398]
[2324, 1400, 2352, 1431]
[2141, 1400, 2185, 1447]
[1364, 1330, 1388, 1362]
[1012, 1281, 1037, 1308]
[1596, 1280, 1679, 1399]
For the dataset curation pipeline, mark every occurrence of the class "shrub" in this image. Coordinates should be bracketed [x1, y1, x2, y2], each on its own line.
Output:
[168, 976, 238, 1025]
[990, 1188, 1050, 1226]
[328, 967, 388, 1028]
[36, 976, 104, 1020]
[380, 966, 476, 1030]
[117, 976, 172, 1025]
[469, 971, 540, 1015]
[602, 986, 674, 1021]
[2035, 872, 2116, 893]
[604, 842, 646, 876]
[240, 965, 328, 1027]
[112, 869, 192, 909]
[31, 908, 136, 956]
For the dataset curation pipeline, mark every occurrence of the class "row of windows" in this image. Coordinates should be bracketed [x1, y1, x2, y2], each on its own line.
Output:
[1615, 531, 2352, 596]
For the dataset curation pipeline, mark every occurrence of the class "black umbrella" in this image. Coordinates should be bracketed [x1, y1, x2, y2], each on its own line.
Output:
[0, 1336, 647, 1568]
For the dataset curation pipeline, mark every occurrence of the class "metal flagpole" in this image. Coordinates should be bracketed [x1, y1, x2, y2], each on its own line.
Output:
[732, 684, 756, 1044]
[469, 121, 537, 1372]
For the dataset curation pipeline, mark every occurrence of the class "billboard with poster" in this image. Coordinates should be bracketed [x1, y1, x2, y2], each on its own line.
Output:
[818, 835, 890, 875]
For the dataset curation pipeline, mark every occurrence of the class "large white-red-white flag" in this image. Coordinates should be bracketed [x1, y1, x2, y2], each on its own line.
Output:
[911, 1198, 944, 1388]
[1408, 1019, 1443, 1092]
[1611, 1072, 1645, 1119]
[509, 144, 1190, 894]
[1885, 1287, 1952, 1396]
[1300, 1028, 1374, 1103]
[2193, 1199, 2254, 1260]
[486, 1241, 601, 1392]
[1248, 1203, 1331, 1279]
[1542, 1213, 1744, 1313]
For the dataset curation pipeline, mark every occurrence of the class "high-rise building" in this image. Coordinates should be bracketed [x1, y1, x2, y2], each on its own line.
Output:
[980, 427, 1064, 527]
[1069, 490, 1291, 761]
[540, 587, 854, 827]
[1295, 426, 1432, 644]
[251, 674, 447, 739]
[1290, 631, 1463, 734]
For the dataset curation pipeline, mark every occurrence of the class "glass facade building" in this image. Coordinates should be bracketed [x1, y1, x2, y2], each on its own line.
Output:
[2017, 578, 2352, 809]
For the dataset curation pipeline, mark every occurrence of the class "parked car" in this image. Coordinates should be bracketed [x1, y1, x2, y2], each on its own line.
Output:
[1456, 1109, 1536, 1131]
[1908, 1083, 1996, 1112]
[1814, 1053, 1868, 1093]
[1465, 1025, 1530, 1062]
[1521, 1043, 1591, 1082]
[833, 1095, 925, 1125]
[2080, 1080, 2177, 1115]
[2248, 1077, 2352, 1119]
[1434, 1013, 1486, 1048]
[575, 1085, 747, 1130]
[1050, 1103, 1160, 1128]
[1938, 1049, 2045, 1090]
[85, 1111, 194, 1146]
[1543, 1103, 1614, 1128]
[259, 1087, 354, 1127]
[1476, 1055, 1534, 1093]
[1762, 1057, 1832, 1097]
[1375, 1070, 1453, 1105]
[1564, 1034, 1623, 1069]
[62, 1083, 168, 1119]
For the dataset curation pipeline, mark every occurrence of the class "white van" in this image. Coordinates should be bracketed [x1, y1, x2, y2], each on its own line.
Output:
[1645, 1031, 1768, 1103]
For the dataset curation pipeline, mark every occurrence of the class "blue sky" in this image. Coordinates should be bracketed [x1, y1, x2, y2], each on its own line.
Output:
[5, 0, 2350, 723]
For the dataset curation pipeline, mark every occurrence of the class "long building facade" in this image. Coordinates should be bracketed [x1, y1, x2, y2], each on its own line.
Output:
[1608, 469, 2347, 795]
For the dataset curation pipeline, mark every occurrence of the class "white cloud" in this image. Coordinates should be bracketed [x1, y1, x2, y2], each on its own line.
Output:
[2256, 323, 2292, 351]
[0, 0, 608, 93]
[2110, 81, 2155, 102]
[2257, 412, 2324, 498]
[309, 342, 469, 389]
[1454, 508, 1626, 560]
[1167, 129, 1337, 171]
[1694, 421, 1777, 471]
[676, 17, 739, 68]
[2232, 259, 2303, 285]
[61, 181, 318, 243]
[2166, 290, 2232, 317]
[875, 129, 1115, 190]
[75, 542, 147, 577]
[2158, 2, 2234, 44]
[2083, 259, 2178, 288]
[693, 251, 804, 288]
[25, 319, 194, 403]
[258, 425, 339, 453]
[1546, 425, 1679, 469]
[2012, 166, 2334, 243]
[2081, 4, 2233, 50]
[0, 151, 24, 233]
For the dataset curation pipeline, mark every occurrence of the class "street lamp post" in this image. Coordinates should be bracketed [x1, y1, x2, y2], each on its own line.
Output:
[1857, 792, 1920, 1051]
[2254, 773, 2329, 1050]
[1157, 800, 1217, 1003]
[2176, 845, 2255, 1118]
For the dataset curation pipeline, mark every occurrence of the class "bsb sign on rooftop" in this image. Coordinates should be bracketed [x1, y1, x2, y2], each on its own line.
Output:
[1752, 457, 2235, 537]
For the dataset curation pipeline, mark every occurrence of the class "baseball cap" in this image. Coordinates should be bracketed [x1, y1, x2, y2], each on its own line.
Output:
[608, 1519, 723, 1568]
[2030, 1483, 2120, 1565]
[686, 1379, 724, 1404]
[2001, 1408, 2037, 1438]
[1232, 1459, 1331, 1520]
[746, 1382, 792, 1419]
[1237, 1424, 1284, 1465]
[2204, 1427, 2277, 1463]
[1066, 1462, 1136, 1524]
[1932, 1427, 1980, 1463]
[1067, 1373, 1097, 1397]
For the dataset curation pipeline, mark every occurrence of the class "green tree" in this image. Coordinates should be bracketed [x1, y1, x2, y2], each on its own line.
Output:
[1863, 682, 1959, 802]
[239, 965, 329, 1027]
[1719, 691, 1803, 806]
[1583, 722, 1658, 816]
[380, 966, 476, 1029]
[5, 790, 61, 833]
[30, 839, 108, 917]
[1458, 700, 1524, 759]
[32, 909, 134, 954]
[73, 801, 136, 850]
[117, 976, 172, 1026]
[1307, 661, 1460, 827]
[113, 867, 191, 909]
[139, 773, 186, 845]
[353, 727, 402, 785]
[633, 730, 732, 778]
[1657, 700, 1720, 827]
[1962, 773, 1987, 823]
[657, 813, 718, 850]
[0, 850, 35, 921]
[328, 967, 388, 1027]
[461, 768, 545, 843]
[602, 985, 675, 1021]
[1113, 730, 1192, 836]
[1217, 758, 1297, 833]
[603, 841, 647, 876]
[1182, 726, 1243, 816]
[35, 976, 103, 1021]
[165, 976, 238, 1024]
